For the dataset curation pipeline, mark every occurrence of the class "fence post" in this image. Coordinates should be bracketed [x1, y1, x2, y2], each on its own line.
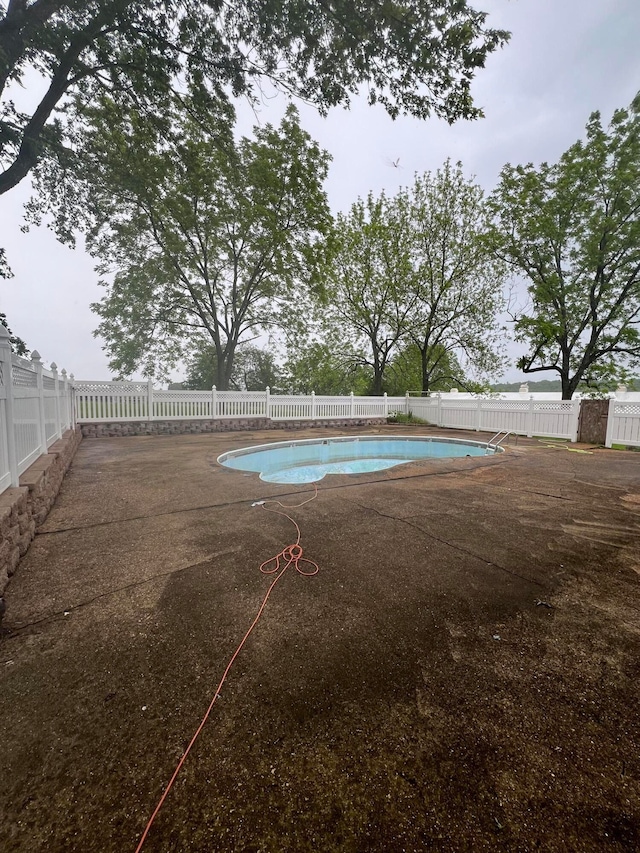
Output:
[383, 392, 388, 418]
[604, 397, 615, 448]
[70, 374, 76, 427]
[31, 351, 47, 454]
[265, 386, 271, 420]
[405, 391, 410, 416]
[61, 369, 69, 430]
[311, 391, 316, 421]
[147, 378, 154, 421]
[51, 363, 62, 440]
[436, 393, 442, 427]
[527, 395, 534, 438]
[211, 385, 218, 419]
[350, 391, 355, 418]
[0, 325, 19, 487]
[571, 398, 580, 443]
[476, 397, 482, 431]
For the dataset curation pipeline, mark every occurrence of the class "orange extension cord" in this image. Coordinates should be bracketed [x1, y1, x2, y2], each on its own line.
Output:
[134, 485, 319, 852]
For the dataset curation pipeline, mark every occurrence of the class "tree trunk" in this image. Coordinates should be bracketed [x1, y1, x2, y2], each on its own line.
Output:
[561, 374, 576, 400]
[371, 370, 384, 395]
[420, 346, 430, 394]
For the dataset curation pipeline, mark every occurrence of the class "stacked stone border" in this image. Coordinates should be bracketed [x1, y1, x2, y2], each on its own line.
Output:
[80, 417, 387, 437]
[0, 427, 82, 601]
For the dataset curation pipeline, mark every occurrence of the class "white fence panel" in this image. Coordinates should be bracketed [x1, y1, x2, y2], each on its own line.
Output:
[75, 381, 149, 422]
[216, 391, 267, 418]
[387, 396, 408, 415]
[153, 391, 213, 420]
[407, 395, 579, 440]
[352, 395, 386, 417]
[406, 397, 440, 422]
[0, 327, 74, 494]
[314, 396, 350, 419]
[0, 398, 11, 494]
[530, 400, 578, 440]
[441, 399, 478, 430]
[269, 394, 313, 420]
[44, 395, 59, 445]
[13, 392, 41, 473]
[606, 400, 640, 447]
[73, 382, 590, 442]
[12, 359, 41, 473]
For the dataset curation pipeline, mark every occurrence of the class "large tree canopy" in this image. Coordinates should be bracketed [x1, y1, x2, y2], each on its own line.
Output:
[322, 164, 506, 395]
[401, 160, 506, 392]
[323, 192, 416, 395]
[88, 100, 332, 387]
[488, 95, 640, 398]
[0, 0, 508, 200]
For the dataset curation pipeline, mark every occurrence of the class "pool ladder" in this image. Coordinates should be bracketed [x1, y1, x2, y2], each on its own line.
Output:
[487, 429, 514, 452]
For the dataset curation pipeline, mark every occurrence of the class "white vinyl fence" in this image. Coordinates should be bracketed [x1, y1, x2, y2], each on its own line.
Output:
[73, 382, 640, 447]
[73, 381, 408, 422]
[407, 394, 581, 441]
[605, 399, 640, 447]
[0, 326, 74, 494]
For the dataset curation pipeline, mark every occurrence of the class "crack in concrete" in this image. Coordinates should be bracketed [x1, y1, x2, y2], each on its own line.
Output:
[343, 499, 547, 589]
[35, 457, 513, 537]
[3, 547, 243, 636]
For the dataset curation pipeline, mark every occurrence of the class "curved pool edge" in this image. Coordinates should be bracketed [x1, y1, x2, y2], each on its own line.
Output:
[217, 434, 504, 485]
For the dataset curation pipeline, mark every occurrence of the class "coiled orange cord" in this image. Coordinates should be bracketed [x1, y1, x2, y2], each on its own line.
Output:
[134, 485, 319, 851]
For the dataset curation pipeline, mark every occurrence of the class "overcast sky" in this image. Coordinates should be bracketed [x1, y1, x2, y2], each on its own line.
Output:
[1, 0, 639, 383]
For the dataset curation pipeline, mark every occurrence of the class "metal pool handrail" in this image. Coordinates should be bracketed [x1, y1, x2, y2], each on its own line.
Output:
[487, 429, 514, 450]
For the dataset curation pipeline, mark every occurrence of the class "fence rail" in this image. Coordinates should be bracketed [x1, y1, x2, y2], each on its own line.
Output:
[0, 326, 75, 494]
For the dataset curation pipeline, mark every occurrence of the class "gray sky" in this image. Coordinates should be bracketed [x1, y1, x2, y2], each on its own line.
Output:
[1, 0, 639, 382]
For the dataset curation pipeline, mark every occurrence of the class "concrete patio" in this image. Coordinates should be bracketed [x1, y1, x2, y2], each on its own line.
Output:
[1, 424, 639, 852]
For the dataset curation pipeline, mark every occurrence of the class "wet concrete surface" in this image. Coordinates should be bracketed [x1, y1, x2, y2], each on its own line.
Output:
[1, 424, 639, 852]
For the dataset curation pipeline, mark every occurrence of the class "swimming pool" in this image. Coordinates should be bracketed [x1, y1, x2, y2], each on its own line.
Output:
[217, 435, 500, 484]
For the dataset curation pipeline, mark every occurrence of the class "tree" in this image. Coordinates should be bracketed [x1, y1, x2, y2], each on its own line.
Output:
[402, 160, 507, 393]
[322, 165, 506, 395]
[87, 101, 332, 388]
[323, 192, 416, 395]
[283, 340, 371, 396]
[0, 1, 508, 202]
[0, 311, 27, 354]
[488, 95, 640, 398]
[183, 343, 282, 392]
[386, 342, 467, 395]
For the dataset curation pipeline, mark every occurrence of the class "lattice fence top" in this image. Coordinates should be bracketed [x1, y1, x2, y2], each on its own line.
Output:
[481, 400, 530, 410]
[533, 401, 576, 411]
[155, 391, 212, 401]
[11, 364, 38, 387]
[75, 382, 148, 393]
[614, 402, 640, 415]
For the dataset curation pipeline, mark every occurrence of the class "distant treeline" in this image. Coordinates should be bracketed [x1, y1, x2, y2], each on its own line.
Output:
[491, 378, 639, 392]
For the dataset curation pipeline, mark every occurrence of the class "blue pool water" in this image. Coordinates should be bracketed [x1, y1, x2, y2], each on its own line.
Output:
[218, 436, 497, 484]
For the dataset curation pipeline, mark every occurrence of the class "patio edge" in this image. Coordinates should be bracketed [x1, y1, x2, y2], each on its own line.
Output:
[0, 427, 82, 609]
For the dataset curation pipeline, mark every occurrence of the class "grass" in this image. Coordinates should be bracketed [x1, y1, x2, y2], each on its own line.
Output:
[387, 412, 428, 425]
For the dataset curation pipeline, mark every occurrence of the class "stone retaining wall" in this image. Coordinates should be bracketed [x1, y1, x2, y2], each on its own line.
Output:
[0, 427, 82, 601]
[80, 418, 387, 437]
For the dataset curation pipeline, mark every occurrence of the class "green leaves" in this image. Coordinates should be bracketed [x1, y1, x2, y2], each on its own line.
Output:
[85, 97, 332, 385]
[488, 94, 640, 397]
[322, 161, 506, 394]
[0, 0, 508, 200]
